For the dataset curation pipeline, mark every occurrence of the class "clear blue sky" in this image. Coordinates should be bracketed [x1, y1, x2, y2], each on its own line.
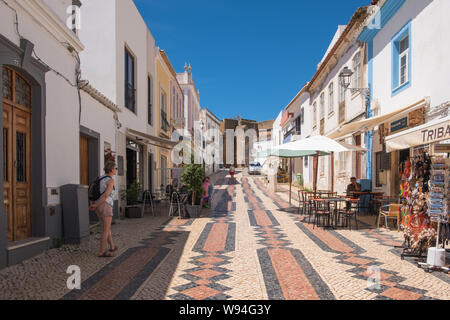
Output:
[134, 0, 368, 122]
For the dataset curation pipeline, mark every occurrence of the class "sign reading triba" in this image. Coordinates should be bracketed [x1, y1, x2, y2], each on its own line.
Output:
[422, 124, 450, 143]
[386, 117, 450, 152]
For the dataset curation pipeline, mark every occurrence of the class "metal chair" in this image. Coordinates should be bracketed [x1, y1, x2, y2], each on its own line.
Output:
[313, 199, 333, 229]
[342, 199, 360, 230]
[377, 204, 403, 231]
[297, 190, 306, 215]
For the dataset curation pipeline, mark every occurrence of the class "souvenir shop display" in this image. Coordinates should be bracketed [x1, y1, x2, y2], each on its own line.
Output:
[401, 149, 435, 260]
[417, 156, 449, 273]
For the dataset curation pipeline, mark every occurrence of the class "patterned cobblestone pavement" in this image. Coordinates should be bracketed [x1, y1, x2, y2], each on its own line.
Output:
[0, 170, 449, 300]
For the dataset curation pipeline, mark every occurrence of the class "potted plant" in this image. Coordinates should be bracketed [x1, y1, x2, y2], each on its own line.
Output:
[181, 162, 205, 218]
[121, 181, 143, 219]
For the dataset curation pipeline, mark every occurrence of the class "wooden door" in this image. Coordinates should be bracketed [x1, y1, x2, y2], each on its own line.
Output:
[2, 67, 32, 241]
[13, 108, 32, 240]
[80, 135, 89, 185]
[3, 104, 13, 242]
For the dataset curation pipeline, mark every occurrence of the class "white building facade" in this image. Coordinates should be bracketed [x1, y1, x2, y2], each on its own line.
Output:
[0, 0, 92, 268]
[308, 7, 371, 194]
[356, 0, 450, 196]
[79, 0, 160, 215]
[199, 108, 221, 176]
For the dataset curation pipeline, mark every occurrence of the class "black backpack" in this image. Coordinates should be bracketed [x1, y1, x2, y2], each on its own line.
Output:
[88, 176, 109, 201]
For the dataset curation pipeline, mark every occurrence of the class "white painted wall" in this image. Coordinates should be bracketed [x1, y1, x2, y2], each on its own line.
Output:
[310, 38, 368, 194]
[42, 0, 74, 26]
[80, 91, 117, 173]
[78, 0, 117, 103]
[370, 0, 450, 195]
[78, 0, 159, 194]
[1, 1, 83, 190]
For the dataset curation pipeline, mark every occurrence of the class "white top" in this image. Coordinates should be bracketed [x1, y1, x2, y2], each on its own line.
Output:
[99, 176, 115, 207]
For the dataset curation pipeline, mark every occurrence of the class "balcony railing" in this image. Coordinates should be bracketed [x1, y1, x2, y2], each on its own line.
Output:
[125, 82, 136, 112]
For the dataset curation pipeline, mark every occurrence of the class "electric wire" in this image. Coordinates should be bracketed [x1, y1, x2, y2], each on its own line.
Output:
[1, 0, 89, 124]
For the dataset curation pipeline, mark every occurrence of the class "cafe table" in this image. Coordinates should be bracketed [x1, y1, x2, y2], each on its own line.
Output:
[312, 197, 352, 229]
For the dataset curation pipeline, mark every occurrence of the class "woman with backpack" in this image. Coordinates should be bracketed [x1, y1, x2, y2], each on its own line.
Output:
[89, 161, 117, 258]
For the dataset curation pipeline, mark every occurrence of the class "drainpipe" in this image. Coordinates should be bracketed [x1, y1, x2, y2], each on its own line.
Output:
[366, 41, 374, 183]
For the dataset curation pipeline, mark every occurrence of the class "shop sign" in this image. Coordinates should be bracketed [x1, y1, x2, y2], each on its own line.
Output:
[421, 123, 450, 144]
[391, 117, 408, 133]
[408, 107, 424, 127]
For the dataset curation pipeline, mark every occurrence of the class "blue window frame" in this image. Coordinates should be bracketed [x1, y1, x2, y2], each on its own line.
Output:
[391, 21, 411, 96]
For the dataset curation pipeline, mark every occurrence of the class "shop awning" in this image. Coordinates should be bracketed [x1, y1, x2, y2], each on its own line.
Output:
[328, 99, 428, 139]
[385, 115, 450, 152]
[127, 128, 178, 150]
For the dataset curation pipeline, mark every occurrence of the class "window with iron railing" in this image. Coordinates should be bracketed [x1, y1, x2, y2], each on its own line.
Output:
[161, 109, 169, 132]
[320, 118, 325, 136]
[148, 76, 153, 125]
[160, 90, 169, 132]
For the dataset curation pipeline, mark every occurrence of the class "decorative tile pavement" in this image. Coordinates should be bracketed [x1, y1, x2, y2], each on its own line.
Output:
[0, 171, 449, 300]
[241, 177, 335, 300]
[168, 178, 237, 300]
[253, 177, 449, 300]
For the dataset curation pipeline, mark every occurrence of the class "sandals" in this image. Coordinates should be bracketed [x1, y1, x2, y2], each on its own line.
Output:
[109, 246, 118, 252]
[98, 251, 115, 258]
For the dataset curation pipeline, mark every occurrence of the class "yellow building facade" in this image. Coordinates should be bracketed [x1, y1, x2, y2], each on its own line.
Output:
[155, 50, 176, 189]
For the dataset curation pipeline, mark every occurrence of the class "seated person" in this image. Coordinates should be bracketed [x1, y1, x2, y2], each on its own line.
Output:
[346, 177, 361, 197]
[346, 177, 361, 210]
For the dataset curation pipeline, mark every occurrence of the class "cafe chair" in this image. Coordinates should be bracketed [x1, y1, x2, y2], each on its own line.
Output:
[297, 190, 307, 215]
[342, 199, 360, 231]
[377, 204, 403, 231]
[313, 199, 333, 229]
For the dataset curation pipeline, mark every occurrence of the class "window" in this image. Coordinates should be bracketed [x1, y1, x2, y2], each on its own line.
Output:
[295, 116, 301, 135]
[148, 76, 153, 125]
[339, 75, 345, 103]
[352, 52, 361, 89]
[399, 36, 409, 86]
[339, 151, 346, 172]
[161, 90, 169, 132]
[328, 82, 334, 113]
[313, 102, 317, 127]
[124, 48, 136, 112]
[392, 21, 411, 95]
[320, 157, 325, 176]
[176, 94, 179, 119]
[301, 108, 304, 124]
[320, 93, 325, 119]
[172, 87, 175, 119]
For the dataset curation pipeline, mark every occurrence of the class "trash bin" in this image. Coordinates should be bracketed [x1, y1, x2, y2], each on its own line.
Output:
[60, 184, 90, 245]
[296, 173, 303, 185]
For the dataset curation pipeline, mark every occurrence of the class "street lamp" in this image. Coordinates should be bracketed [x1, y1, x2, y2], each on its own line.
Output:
[339, 66, 370, 97]
[339, 66, 353, 89]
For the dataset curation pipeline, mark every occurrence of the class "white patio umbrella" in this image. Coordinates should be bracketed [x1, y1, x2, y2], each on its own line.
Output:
[268, 135, 366, 205]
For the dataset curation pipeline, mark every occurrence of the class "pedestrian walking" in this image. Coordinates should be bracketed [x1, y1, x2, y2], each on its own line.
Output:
[89, 161, 118, 258]
[202, 177, 210, 208]
[230, 165, 235, 184]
